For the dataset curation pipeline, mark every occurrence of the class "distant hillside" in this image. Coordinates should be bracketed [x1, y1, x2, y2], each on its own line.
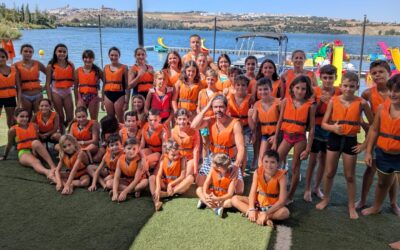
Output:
[51, 6, 400, 35]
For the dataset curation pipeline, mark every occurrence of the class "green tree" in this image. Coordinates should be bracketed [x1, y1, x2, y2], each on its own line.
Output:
[24, 4, 31, 23]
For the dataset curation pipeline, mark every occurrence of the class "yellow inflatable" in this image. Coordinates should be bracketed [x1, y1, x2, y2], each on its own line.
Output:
[332, 46, 343, 86]
[39, 49, 44, 56]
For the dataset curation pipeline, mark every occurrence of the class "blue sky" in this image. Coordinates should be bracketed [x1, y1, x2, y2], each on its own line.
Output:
[2, 0, 400, 23]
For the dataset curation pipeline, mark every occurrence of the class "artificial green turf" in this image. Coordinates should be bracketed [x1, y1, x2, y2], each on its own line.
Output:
[131, 198, 272, 250]
[0, 161, 155, 249]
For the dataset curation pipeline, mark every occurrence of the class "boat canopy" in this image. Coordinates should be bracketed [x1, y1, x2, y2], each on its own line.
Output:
[235, 33, 288, 45]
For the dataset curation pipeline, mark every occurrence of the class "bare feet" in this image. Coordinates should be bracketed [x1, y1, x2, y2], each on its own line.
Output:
[349, 207, 359, 219]
[266, 219, 274, 228]
[391, 203, 400, 216]
[135, 191, 141, 198]
[312, 188, 324, 199]
[316, 199, 329, 210]
[361, 206, 381, 216]
[155, 201, 163, 211]
[303, 190, 312, 202]
[355, 200, 367, 210]
[389, 241, 400, 250]
[285, 199, 294, 206]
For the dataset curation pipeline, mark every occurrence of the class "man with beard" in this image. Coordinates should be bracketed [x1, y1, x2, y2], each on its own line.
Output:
[191, 94, 245, 194]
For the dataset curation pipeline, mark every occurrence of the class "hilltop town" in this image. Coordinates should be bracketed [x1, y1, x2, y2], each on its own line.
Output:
[49, 5, 400, 36]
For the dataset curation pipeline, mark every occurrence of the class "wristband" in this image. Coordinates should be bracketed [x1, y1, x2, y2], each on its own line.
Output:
[248, 208, 257, 212]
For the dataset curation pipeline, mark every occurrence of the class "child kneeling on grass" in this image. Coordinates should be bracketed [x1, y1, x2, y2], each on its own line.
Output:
[150, 139, 194, 211]
[232, 150, 290, 226]
[196, 153, 236, 217]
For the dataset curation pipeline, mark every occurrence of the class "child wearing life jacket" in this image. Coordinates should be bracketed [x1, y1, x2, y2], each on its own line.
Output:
[74, 49, 102, 120]
[255, 59, 281, 98]
[172, 61, 201, 116]
[162, 51, 182, 87]
[281, 50, 317, 98]
[196, 153, 236, 217]
[119, 111, 142, 145]
[196, 53, 209, 89]
[32, 98, 61, 143]
[45, 44, 75, 132]
[131, 94, 147, 127]
[88, 134, 124, 191]
[232, 150, 290, 226]
[273, 75, 316, 204]
[14, 44, 46, 115]
[171, 108, 200, 175]
[69, 106, 100, 160]
[227, 67, 243, 91]
[357, 60, 398, 211]
[1, 108, 57, 182]
[0, 48, 20, 128]
[244, 56, 258, 95]
[304, 65, 341, 202]
[55, 134, 90, 195]
[215, 54, 232, 92]
[102, 47, 129, 123]
[197, 69, 219, 159]
[140, 109, 169, 174]
[112, 138, 148, 202]
[145, 70, 173, 125]
[128, 47, 154, 98]
[150, 139, 194, 211]
[316, 72, 373, 219]
[227, 75, 254, 174]
[248, 78, 280, 167]
[362, 74, 400, 217]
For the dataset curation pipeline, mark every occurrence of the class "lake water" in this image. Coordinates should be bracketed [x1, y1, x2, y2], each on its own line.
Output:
[10, 27, 400, 93]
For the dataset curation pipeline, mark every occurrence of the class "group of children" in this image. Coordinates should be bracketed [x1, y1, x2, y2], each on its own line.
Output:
[0, 34, 399, 230]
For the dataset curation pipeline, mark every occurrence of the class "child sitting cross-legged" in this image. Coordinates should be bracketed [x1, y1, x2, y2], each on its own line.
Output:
[231, 150, 290, 227]
[196, 153, 236, 218]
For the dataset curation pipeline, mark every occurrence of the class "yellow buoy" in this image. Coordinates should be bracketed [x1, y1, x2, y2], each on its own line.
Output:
[39, 49, 44, 56]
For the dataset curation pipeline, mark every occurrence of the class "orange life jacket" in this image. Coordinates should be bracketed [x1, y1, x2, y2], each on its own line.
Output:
[271, 80, 281, 98]
[257, 168, 286, 207]
[200, 73, 207, 89]
[52, 63, 74, 89]
[377, 100, 400, 152]
[13, 122, 38, 150]
[177, 81, 200, 112]
[183, 51, 196, 64]
[1, 39, 15, 59]
[77, 67, 99, 94]
[370, 86, 387, 115]
[171, 125, 196, 160]
[0, 66, 17, 98]
[143, 123, 163, 152]
[198, 89, 218, 118]
[248, 78, 256, 94]
[210, 167, 233, 197]
[104, 149, 123, 174]
[63, 151, 87, 178]
[215, 74, 232, 92]
[284, 69, 314, 98]
[120, 127, 142, 145]
[131, 64, 154, 93]
[36, 111, 56, 133]
[313, 86, 341, 126]
[227, 93, 251, 126]
[104, 64, 125, 92]
[119, 154, 141, 178]
[14, 61, 41, 91]
[71, 120, 94, 141]
[331, 96, 361, 135]
[209, 118, 238, 158]
[163, 68, 181, 87]
[161, 155, 182, 185]
[281, 98, 312, 134]
[256, 98, 280, 135]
